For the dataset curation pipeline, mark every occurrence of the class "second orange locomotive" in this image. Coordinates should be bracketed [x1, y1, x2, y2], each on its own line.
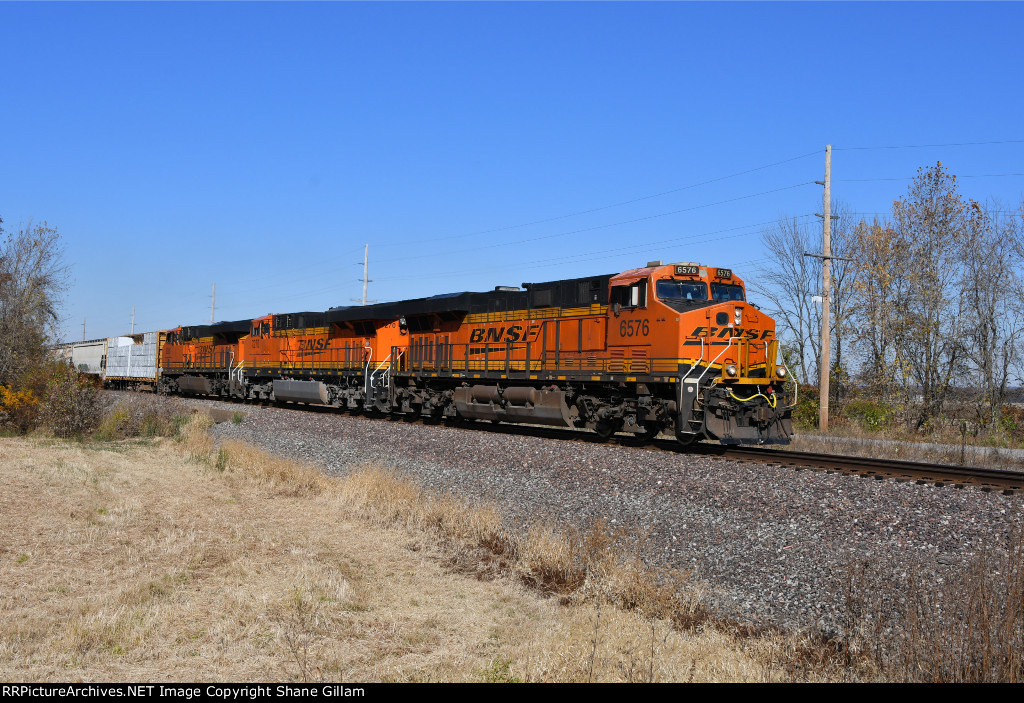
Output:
[158, 261, 793, 444]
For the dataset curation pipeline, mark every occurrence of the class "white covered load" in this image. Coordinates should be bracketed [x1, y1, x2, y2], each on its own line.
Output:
[104, 332, 159, 380]
[51, 338, 106, 376]
[71, 339, 106, 376]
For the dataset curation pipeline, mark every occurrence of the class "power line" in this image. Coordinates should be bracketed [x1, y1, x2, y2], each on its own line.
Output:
[191, 213, 820, 315]
[834, 139, 1024, 151]
[373, 149, 821, 249]
[838, 172, 1024, 182]
[844, 210, 1022, 217]
[383, 182, 816, 264]
[374, 215, 817, 284]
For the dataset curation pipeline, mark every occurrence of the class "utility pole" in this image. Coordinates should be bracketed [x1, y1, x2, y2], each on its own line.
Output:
[82, 316, 86, 342]
[211, 283, 216, 323]
[131, 306, 135, 334]
[819, 145, 832, 433]
[351, 244, 376, 306]
[361, 245, 369, 306]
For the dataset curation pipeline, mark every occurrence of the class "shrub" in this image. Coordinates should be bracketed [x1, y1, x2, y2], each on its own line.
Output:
[999, 406, 1024, 443]
[792, 385, 820, 430]
[844, 398, 892, 432]
[95, 394, 186, 440]
[0, 384, 39, 432]
[38, 363, 101, 438]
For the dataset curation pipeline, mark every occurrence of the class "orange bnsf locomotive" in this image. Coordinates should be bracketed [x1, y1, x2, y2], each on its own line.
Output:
[158, 261, 794, 445]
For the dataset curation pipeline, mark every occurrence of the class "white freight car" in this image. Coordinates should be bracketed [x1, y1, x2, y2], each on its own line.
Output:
[52, 338, 106, 377]
[103, 331, 165, 390]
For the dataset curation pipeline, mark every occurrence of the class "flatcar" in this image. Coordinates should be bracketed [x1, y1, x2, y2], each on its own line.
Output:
[157, 261, 794, 444]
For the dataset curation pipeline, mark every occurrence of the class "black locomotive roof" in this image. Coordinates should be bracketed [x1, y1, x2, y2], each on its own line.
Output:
[325, 291, 477, 323]
[173, 273, 617, 335]
[319, 273, 614, 324]
[179, 318, 252, 339]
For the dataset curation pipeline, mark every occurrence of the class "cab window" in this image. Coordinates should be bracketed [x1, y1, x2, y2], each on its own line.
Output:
[711, 283, 745, 302]
[657, 279, 707, 302]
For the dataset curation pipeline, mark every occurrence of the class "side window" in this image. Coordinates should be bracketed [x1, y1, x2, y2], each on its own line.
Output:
[611, 280, 648, 309]
[632, 281, 647, 308]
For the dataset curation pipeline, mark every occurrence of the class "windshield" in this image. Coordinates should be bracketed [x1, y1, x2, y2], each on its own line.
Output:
[711, 283, 745, 302]
[657, 279, 707, 302]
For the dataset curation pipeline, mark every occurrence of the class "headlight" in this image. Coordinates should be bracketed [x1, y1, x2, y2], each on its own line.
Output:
[734, 308, 742, 325]
[725, 364, 738, 377]
[776, 366, 787, 379]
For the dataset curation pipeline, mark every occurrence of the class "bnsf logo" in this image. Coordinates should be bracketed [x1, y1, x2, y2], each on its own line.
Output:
[690, 326, 774, 341]
[469, 324, 541, 344]
[297, 339, 329, 351]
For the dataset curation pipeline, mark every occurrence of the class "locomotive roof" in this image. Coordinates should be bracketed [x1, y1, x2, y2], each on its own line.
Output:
[322, 272, 616, 324]
[179, 318, 252, 339]
[174, 271, 621, 332]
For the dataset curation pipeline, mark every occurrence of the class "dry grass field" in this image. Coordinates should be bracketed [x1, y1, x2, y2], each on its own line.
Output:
[0, 413, 812, 682]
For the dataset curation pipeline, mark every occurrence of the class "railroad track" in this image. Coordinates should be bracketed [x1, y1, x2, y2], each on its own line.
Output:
[141, 391, 1024, 494]
[707, 445, 1024, 494]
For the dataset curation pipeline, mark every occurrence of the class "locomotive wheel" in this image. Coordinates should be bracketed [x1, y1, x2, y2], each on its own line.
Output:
[594, 420, 620, 439]
[625, 422, 660, 445]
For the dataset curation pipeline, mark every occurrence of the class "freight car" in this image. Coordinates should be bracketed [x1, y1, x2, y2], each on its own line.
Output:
[52, 337, 106, 377]
[104, 331, 163, 390]
[158, 261, 794, 445]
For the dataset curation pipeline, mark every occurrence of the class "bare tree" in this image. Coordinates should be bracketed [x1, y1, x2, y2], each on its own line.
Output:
[890, 163, 981, 429]
[752, 200, 855, 388]
[753, 216, 820, 384]
[0, 218, 68, 386]
[961, 202, 1024, 428]
[824, 201, 858, 399]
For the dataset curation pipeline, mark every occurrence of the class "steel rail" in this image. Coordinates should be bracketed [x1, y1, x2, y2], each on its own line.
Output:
[705, 445, 1024, 493]
[115, 391, 1024, 494]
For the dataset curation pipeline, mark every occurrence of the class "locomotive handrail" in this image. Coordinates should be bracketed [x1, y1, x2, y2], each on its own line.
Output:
[694, 337, 741, 388]
[362, 345, 373, 397]
[787, 376, 799, 409]
[366, 350, 393, 401]
[679, 338, 704, 385]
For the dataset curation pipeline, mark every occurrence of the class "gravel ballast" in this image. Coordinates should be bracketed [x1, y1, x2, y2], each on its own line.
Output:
[189, 398, 1024, 633]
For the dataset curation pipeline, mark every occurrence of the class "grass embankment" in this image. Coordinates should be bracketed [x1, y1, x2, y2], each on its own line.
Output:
[790, 391, 1024, 470]
[1, 413, 807, 682]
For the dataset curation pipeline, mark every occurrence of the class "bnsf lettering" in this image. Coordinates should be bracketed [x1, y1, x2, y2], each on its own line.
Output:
[469, 324, 539, 344]
[297, 339, 329, 351]
[689, 326, 773, 340]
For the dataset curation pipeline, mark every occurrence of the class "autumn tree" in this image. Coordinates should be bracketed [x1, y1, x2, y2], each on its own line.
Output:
[0, 218, 68, 387]
[896, 163, 985, 428]
[847, 163, 984, 430]
[847, 216, 909, 401]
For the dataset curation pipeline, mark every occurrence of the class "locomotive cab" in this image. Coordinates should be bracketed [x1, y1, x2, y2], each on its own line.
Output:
[608, 262, 793, 445]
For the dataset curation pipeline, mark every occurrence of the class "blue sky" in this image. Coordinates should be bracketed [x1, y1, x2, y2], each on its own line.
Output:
[1, 1, 1022, 341]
